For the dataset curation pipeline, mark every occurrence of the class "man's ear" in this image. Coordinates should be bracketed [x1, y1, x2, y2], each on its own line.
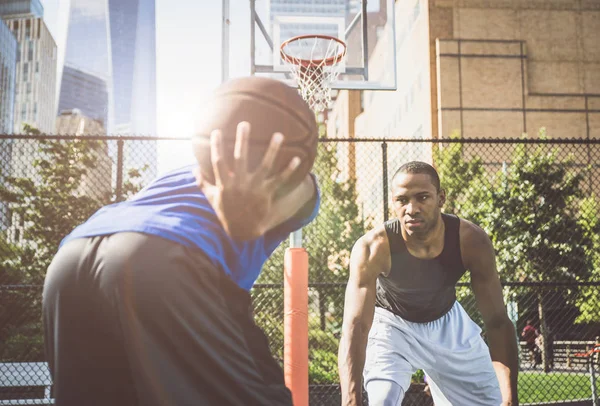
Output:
[438, 189, 446, 207]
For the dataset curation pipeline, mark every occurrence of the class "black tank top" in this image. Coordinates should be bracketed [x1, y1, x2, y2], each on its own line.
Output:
[375, 213, 467, 323]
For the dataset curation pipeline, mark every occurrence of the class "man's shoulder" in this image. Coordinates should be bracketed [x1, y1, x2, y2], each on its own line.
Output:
[132, 165, 199, 197]
[154, 164, 197, 184]
[459, 218, 491, 247]
[361, 224, 388, 247]
[353, 224, 390, 266]
[458, 218, 495, 269]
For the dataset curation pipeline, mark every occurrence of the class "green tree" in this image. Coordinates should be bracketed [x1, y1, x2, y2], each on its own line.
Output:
[434, 131, 596, 372]
[0, 127, 145, 361]
[0, 232, 45, 361]
[433, 131, 490, 220]
[476, 138, 592, 372]
[575, 195, 600, 323]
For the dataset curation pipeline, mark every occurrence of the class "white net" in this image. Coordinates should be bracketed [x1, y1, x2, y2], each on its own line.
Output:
[280, 36, 346, 112]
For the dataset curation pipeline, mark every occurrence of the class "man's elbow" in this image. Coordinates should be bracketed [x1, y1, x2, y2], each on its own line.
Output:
[485, 314, 514, 332]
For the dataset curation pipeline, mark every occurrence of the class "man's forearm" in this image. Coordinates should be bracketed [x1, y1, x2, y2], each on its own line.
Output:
[488, 321, 519, 405]
[338, 328, 368, 406]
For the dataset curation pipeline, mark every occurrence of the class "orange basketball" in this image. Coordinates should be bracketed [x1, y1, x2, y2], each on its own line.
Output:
[192, 76, 318, 193]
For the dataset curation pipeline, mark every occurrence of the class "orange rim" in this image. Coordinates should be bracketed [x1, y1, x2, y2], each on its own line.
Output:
[280, 34, 347, 68]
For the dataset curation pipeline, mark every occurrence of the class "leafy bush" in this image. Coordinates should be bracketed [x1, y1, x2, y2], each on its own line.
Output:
[309, 349, 338, 384]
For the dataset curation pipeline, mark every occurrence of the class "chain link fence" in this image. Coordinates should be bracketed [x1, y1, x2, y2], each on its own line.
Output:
[1, 134, 599, 405]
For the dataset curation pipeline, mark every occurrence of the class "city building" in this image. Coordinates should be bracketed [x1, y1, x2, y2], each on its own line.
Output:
[58, 0, 158, 181]
[58, 65, 109, 129]
[329, 0, 600, 223]
[0, 17, 17, 134]
[1, 0, 57, 134]
[268, 0, 348, 41]
[1, 0, 57, 233]
[0, 0, 43, 18]
[55, 109, 112, 202]
[0, 18, 17, 229]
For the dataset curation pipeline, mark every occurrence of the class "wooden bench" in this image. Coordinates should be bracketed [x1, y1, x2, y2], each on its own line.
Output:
[0, 362, 54, 405]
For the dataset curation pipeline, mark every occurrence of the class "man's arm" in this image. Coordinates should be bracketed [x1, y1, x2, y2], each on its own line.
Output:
[463, 221, 519, 406]
[338, 230, 387, 406]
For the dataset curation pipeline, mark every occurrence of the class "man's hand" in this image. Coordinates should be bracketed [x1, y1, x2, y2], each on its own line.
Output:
[195, 121, 301, 241]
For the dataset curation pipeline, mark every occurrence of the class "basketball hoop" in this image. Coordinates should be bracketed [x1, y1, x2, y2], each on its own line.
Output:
[280, 34, 347, 112]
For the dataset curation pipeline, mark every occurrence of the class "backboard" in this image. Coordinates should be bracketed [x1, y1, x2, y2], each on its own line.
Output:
[222, 0, 397, 92]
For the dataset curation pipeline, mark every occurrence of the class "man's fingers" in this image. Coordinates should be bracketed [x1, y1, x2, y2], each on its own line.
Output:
[210, 129, 229, 186]
[233, 122, 250, 175]
[193, 166, 203, 187]
[258, 132, 284, 175]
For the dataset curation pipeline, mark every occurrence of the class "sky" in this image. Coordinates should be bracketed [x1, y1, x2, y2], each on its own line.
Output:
[40, 0, 253, 173]
[37, 0, 387, 173]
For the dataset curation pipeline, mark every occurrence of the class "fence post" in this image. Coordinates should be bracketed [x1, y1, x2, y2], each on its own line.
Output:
[115, 139, 124, 202]
[589, 356, 598, 406]
[284, 230, 309, 406]
[567, 344, 571, 368]
[594, 336, 600, 365]
[382, 141, 388, 222]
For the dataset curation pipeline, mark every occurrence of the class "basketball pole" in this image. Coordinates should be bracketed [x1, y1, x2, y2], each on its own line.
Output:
[221, 0, 230, 83]
[284, 230, 309, 406]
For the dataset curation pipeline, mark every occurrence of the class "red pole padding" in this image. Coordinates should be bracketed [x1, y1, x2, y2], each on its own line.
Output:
[284, 247, 309, 406]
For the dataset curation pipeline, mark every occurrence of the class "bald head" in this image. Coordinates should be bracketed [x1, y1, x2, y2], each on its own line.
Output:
[392, 161, 440, 192]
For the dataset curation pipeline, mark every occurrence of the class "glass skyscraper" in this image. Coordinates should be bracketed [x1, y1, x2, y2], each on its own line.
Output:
[1, 1, 57, 134]
[1, 0, 56, 233]
[58, 0, 112, 128]
[0, 17, 16, 134]
[58, 0, 157, 180]
[0, 18, 17, 229]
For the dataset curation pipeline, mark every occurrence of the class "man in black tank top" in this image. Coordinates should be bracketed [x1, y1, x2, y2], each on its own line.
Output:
[338, 162, 519, 406]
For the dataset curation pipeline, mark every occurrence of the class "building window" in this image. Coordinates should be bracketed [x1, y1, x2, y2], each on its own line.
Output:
[23, 62, 28, 75]
[35, 61, 39, 73]
[360, 91, 365, 112]
[28, 40, 34, 61]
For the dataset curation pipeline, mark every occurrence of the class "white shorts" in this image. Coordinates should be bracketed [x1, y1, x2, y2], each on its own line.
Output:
[363, 302, 502, 406]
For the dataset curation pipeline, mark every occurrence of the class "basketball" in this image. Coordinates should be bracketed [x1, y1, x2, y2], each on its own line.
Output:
[192, 76, 318, 193]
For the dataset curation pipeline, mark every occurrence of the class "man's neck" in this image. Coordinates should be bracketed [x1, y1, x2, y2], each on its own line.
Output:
[402, 214, 445, 256]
